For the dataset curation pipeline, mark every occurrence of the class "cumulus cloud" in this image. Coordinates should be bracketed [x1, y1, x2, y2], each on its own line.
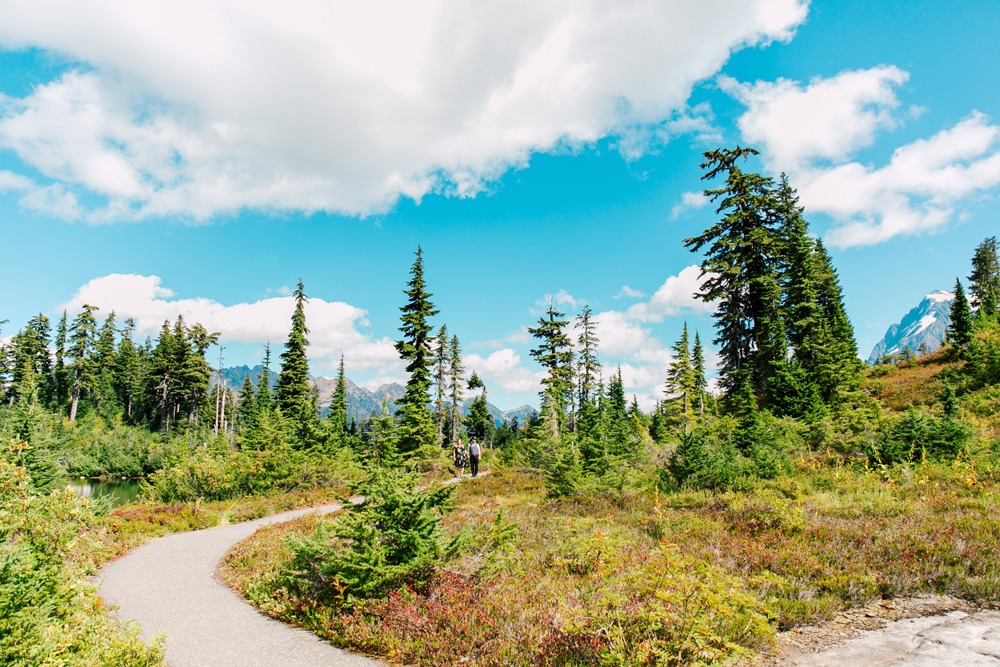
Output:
[669, 190, 710, 219]
[0, 0, 807, 221]
[466, 348, 544, 395]
[725, 67, 1000, 246]
[723, 66, 908, 170]
[625, 265, 715, 322]
[60, 274, 401, 376]
[571, 265, 717, 410]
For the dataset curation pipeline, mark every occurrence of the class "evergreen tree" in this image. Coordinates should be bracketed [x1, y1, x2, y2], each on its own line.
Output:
[466, 371, 492, 444]
[666, 323, 693, 416]
[149, 319, 179, 431]
[394, 247, 440, 455]
[683, 147, 785, 398]
[977, 284, 998, 327]
[368, 400, 401, 468]
[9, 365, 60, 490]
[114, 318, 144, 420]
[433, 325, 449, 444]
[237, 371, 257, 427]
[528, 297, 574, 437]
[812, 239, 864, 401]
[778, 176, 824, 376]
[276, 279, 316, 433]
[575, 306, 601, 405]
[327, 353, 350, 437]
[7, 314, 51, 405]
[948, 278, 974, 353]
[181, 323, 219, 424]
[605, 367, 633, 459]
[969, 236, 1000, 318]
[256, 343, 273, 413]
[52, 311, 69, 412]
[92, 311, 118, 410]
[691, 332, 707, 418]
[68, 304, 100, 422]
[448, 334, 465, 443]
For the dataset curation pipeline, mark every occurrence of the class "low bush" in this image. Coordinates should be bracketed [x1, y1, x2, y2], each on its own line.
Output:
[284, 470, 464, 606]
[0, 459, 164, 667]
[868, 407, 972, 465]
[143, 446, 360, 503]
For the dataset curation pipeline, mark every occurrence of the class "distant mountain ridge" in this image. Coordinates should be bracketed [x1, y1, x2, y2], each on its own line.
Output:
[868, 290, 954, 364]
[213, 366, 535, 425]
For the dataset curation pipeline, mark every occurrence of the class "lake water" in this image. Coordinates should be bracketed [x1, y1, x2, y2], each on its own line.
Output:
[64, 478, 141, 508]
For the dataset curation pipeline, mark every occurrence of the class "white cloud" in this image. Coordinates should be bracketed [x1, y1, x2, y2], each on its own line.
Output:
[625, 265, 714, 322]
[669, 190, 711, 219]
[466, 348, 544, 394]
[0, 169, 82, 219]
[809, 113, 1000, 246]
[725, 67, 1000, 246]
[572, 265, 718, 410]
[723, 66, 908, 170]
[0, 0, 807, 221]
[60, 274, 401, 375]
[613, 285, 647, 300]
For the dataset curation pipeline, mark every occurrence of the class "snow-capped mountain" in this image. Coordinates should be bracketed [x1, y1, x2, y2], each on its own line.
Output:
[867, 290, 954, 364]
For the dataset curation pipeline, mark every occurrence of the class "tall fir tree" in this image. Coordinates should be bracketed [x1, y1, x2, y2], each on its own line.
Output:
[448, 334, 465, 443]
[394, 247, 440, 455]
[969, 236, 1000, 316]
[276, 279, 317, 434]
[256, 343, 273, 414]
[466, 371, 492, 444]
[666, 323, 694, 416]
[691, 332, 707, 418]
[574, 306, 602, 442]
[812, 239, 863, 401]
[683, 147, 784, 399]
[777, 175, 824, 376]
[433, 325, 450, 444]
[149, 319, 178, 430]
[114, 318, 144, 420]
[236, 372, 257, 428]
[68, 304, 100, 422]
[604, 367, 633, 459]
[528, 297, 574, 438]
[181, 323, 219, 424]
[948, 278, 974, 352]
[52, 311, 69, 413]
[574, 306, 601, 401]
[326, 353, 350, 438]
[7, 314, 51, 405]
[93, 311, 118, 410]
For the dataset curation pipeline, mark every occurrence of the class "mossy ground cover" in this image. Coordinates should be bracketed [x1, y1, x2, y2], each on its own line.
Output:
[220, 456, 1000, 666]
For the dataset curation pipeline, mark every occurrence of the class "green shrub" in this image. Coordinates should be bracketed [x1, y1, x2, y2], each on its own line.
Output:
[284, 470, 464, 606]
[0, 459, 164, 667]
[144, 446, 358, 503]
[868, 407, 972, 464]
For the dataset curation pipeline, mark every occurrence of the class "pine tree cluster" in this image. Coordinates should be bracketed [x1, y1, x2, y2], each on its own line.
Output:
[684, 149, 864, 418]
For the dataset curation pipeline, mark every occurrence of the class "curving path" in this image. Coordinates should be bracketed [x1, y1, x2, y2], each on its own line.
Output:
[94, 503, 385, 667]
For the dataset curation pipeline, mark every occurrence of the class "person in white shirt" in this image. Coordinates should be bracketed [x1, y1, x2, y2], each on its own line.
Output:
[467, 438, 482, 477]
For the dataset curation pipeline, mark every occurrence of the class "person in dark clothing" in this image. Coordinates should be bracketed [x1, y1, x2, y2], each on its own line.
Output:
[468, 438, 482, 477]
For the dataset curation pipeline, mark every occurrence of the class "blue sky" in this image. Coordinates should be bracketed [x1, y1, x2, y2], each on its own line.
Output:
[1, 0, 999, 410]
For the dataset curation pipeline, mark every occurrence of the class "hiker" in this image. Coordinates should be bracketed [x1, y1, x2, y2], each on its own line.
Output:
[452, 438, 467, 477]
[468, 437, 482, 478]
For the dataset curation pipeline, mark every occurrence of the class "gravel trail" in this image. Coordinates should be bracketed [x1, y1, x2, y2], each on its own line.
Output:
[94, 503, 385, 667]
